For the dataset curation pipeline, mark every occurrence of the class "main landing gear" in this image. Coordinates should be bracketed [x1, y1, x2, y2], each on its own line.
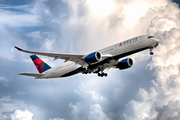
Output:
[96, 67, 107, 77]
[98, 72, 107, 77]
[83, 67, 108, 77]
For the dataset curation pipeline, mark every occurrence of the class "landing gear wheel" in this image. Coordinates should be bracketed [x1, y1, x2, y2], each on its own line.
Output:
[150, 51, 153, 55]
[149, 47, 154, 55]
[98, 72, 108, 77]
[104, 73, 107, 77]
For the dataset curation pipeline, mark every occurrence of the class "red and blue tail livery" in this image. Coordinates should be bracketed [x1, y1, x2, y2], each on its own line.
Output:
[30, 55, 51, 73]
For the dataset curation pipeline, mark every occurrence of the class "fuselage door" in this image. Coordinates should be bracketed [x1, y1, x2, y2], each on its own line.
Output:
[139, 36, 142, 43]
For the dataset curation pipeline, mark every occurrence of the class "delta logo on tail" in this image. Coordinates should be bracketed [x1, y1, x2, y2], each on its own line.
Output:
[30, 55, 51, 73]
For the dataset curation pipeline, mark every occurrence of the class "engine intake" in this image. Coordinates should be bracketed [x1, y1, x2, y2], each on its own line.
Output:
[116, 58, 133, 70]
[85, 52, 101, 64]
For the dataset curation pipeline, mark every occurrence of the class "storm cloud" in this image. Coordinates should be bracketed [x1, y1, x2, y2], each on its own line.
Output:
[1, 0, 180, 120]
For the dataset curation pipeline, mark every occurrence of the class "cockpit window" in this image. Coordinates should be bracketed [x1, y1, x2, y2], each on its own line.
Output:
[148, 36, 155, 38]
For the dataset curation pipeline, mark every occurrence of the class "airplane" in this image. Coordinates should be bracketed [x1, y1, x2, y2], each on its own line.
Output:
[15, 35, 159, 79]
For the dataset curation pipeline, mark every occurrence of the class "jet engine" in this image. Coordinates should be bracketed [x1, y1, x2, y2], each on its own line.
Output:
[116, 58, 133, 70]
[85, 52, 101, 64]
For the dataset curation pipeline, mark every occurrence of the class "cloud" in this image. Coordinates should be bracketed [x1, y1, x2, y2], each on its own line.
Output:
[59, 0, 180, 120]
[122, 2, 180, 120]
[0, 4, 41, 27]
[88, 104, 111, 120]
[0, 96, 33, 120]
[1, 0, 180, 120]
[11, 110, 34, 120]
[0, 76, 6, 81]
[49, 118, 66, 120]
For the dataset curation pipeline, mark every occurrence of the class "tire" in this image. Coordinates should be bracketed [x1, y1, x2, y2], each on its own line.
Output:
[150, 52, 153, 55]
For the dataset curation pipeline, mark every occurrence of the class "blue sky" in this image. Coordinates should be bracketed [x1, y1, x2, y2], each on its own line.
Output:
[173, 0, 180, 4]
[1, 0, 180, 120]
[0, 0, 32, 5]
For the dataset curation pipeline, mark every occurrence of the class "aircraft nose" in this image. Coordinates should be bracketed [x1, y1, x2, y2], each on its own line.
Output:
[154, 38, 159, 43]
[152, 38, 159, 43]
[153, 38, 159, 47]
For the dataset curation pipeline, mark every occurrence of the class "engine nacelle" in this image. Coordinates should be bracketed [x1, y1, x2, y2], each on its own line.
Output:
[116, 58, 133, 70]
[85, 52, 101, 64]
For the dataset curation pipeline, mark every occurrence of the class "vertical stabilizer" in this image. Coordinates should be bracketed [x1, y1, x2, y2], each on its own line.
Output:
[30, 55, 51, 73]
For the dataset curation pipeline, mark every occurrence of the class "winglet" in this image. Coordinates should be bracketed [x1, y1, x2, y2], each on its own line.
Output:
[14, 46, 23, 51]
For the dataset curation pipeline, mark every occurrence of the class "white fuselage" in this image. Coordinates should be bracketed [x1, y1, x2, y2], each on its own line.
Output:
[38, 35, 159, 79]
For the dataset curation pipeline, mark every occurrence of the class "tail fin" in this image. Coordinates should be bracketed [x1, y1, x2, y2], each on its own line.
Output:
[30, 55, 51, 73]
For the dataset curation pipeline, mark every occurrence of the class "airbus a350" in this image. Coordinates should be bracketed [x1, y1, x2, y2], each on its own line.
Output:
[15, 35, 159, 79]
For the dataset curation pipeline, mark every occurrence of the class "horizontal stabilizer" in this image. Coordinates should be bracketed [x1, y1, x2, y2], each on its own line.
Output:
[19, 73, 44, 78]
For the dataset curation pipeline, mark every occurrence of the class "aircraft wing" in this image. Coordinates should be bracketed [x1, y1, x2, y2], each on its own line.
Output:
[15, 46, 85, 65]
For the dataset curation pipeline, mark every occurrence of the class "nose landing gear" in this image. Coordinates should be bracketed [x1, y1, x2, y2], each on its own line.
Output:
[149, 47, 154, 55]
[150, 51, 153, 55]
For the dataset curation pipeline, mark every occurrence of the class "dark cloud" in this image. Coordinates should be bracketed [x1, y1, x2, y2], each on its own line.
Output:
[42, 0, 68, 17]
[155, 101, 180, 120]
